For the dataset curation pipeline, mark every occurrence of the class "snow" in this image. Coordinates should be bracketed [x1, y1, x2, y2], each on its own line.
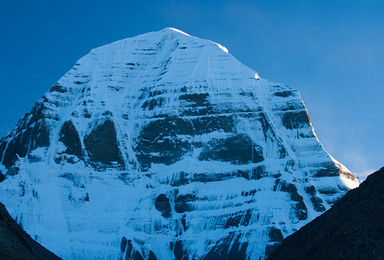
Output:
[163, 27, 191, 36]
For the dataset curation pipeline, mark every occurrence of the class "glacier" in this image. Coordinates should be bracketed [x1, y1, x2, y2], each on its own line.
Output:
[0, 28, 359, 259]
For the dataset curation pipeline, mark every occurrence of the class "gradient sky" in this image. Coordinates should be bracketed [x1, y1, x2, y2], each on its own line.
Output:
[0, 0, 383, 179]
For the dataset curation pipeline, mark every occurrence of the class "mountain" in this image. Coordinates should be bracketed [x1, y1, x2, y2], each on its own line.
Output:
[0, 202, 61, 260]
[0, 28, 358, 259]
[268, 167, 384, 260]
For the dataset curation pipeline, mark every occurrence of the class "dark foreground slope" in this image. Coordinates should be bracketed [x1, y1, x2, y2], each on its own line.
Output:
[268, 167, 384, 260]
[0, 203, 60, 260]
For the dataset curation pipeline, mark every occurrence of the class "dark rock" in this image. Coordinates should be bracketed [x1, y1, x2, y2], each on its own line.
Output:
[2, 120, 50, 168]
[242, 209, 252, 226]
[170, 171, 191, 186]
[138, 117, 194, 140]
[268, 227, 284, 242]
[203, 232, 248, 260]
[179, 92, 217, 116]
[258, 113, 273, 141]
[241, 189, 257, 197]
[148, 250, 157, 260]
[27, 99, 47, 126]
[179, 93, 209, 106]
[251, 165, 267, 180]
[0, 171, 5, 182]
[169, 167, 267, 186]
[274, 91, 294, 97]
[199, 134, 264, 164]
[318, 187, 338, 195]
[0, 202, 61, 260]
[239, 91, 254, 97]
[54, 155, 79, 165]
[83, 193, 90, 202]
[280, 181, 297, 193]
[7, 166, 20, 176]
[277, 181, 304, 203]
[84, 119, 123, 165]
[174, 194, 196, 213]
[174, 240, 184, 260]
[224, 212, 243, 229]
[313, 162, 340, 177]
[304, 185, 326, 212]
[279, 145, 287, 158]
[290, 192, 303, 202]
[224, 209, 252, 229]
[133, 251, 144, 260]
[181, 214, 188, 231]
[142, 97, 165, 111]
[135, 117, 193, 170]
[59, 120, 82, 157]
[280, 101, 304, 112]
[191, 115, 235, 134]
[294, 201, 308, 220]
[154, 194, 172, 218]
[148, 89, 165, 98]
[268, 167, 384, 260]
[281, 110, 310, 129]
[310, 196, 326, 212]
[120, 236, 128, 252]
[0, 141, 6, 162]
[49, 84, 67, 93]
[304, 185, 316, 196]
[82, 109, 91, 118]
[126, 239, 133, 259]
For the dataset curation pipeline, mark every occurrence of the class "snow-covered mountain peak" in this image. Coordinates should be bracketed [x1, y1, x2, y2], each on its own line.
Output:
[87, 27, 230, 66]
[158, 27, 229, 53]
[0, 28, 358, 259]
[161, 27, 191, 36]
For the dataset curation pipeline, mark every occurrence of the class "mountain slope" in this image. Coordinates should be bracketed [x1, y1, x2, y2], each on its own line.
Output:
[268, 167, 384, 260]
[0, 202, 61, 260]
[0, 28, 358, 259]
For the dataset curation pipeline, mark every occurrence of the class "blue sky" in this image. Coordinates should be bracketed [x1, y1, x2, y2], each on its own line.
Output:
[0, 0, 382, 178]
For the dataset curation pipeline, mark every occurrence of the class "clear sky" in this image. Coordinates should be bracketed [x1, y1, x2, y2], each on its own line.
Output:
[0, 0, 383, 179]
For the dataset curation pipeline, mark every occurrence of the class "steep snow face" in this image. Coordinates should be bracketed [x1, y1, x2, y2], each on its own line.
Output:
[0, 28, 358, 259]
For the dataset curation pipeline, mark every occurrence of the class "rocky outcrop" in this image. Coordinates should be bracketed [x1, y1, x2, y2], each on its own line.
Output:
[0, 202, 60, 260]
[84, 118, 124, 166]
[59, 120, 82, 158]
[268, 167, 384, 260]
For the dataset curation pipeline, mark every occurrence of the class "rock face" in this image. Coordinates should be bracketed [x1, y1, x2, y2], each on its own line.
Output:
[0, 202, 61, 260]
[268, 167, 384, 260]
[0, 28, 358, 259]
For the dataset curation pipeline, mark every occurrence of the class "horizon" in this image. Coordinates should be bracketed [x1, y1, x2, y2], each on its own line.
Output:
[0, 0, 383, 179]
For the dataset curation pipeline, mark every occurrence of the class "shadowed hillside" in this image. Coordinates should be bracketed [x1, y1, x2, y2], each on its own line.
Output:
[268, 167, 384, 260]
[0, 203, 61, 260]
